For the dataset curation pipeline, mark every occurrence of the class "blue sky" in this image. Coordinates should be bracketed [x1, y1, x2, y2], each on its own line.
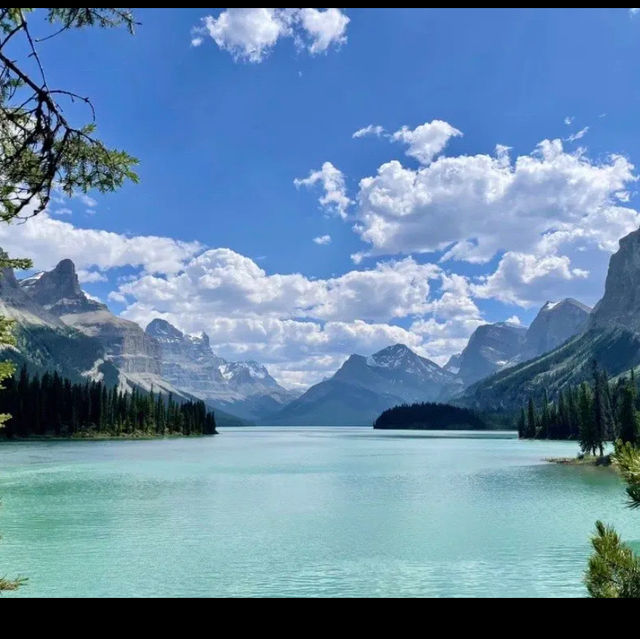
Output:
[3, 8, 640, 388]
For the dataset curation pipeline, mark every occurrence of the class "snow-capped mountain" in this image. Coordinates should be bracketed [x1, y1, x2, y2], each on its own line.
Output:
[266, 343, 461, 426]
[520, 298, 591, 361]
[145, 318, 298, 421]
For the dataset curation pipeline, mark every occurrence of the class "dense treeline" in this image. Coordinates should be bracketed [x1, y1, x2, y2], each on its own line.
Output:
[0, 366, 217, 438]
[517, 360, 638, 454]
[374, 402, 487, 430]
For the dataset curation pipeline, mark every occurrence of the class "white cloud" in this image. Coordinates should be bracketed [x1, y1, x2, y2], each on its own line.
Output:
[0, 213, 202, 275]
[294, 161, 351, 218]
[313, 234, 332, 245]
[77, 269, 108, 284]
[391, 119, 462, 165]
[296, 8, 349, 54]
[115, 250, 442, 324]
[566, 126, 589, 142]
[506, 315, 522, 326]
[354, 133, 638, 268]
[564, 116, 574, 125]
[352, 124, 385, 139]
[472, 251, 589, 307]
[192, 8, 349, 63]
[630, 8, 640, 16]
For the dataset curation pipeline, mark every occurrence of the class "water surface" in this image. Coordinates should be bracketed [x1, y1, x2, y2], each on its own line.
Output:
[0, 428, 636, 597]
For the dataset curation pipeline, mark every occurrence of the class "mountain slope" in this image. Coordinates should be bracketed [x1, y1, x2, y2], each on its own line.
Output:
[266, 344, 459, 426]
[146, 318, 297, 421]
[459, 228, 640, 412]
[520, 298, 591, 361]
[12, 259, 245, 425]
[456, 322, 527, 386]
[0, 258, 114, 383]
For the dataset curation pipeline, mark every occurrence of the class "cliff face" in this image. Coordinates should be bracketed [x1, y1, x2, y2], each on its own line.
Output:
[456, 323, 527, 386]
[146, 318, 296, 420]
[459, 227, 640, 412]
[521, 299, 591, 361]
[591, 228, 640, 332]
[21, 260, 161, 375]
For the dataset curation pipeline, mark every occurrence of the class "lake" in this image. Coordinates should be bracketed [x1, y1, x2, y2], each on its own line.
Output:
[0, 428, 637, 597]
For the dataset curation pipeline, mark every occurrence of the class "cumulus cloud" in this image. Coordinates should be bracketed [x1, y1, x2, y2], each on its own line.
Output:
[564, 115, 575, 125]
[191, 8, 349, 63]
[472, 251, 589, 307]
[115, 250, 442, 324]
[391, 119, 462, 165]
[111, 247, 484, 382]
[353, 124, 385, 139]
[354, 134, 638, 268]
[294, 161, 351, 218]
[313, 234, 331, 245]
[296, 8, 349, 54]
[0, 213, 202, 275]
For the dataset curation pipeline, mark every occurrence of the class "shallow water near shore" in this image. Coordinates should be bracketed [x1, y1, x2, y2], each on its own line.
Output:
[0, 428, 636, 597]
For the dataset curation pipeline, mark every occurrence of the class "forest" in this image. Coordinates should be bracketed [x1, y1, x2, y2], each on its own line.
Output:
[517, 360, 638, 454]
[374, 402, 487, 430]
[0, 366, 217, 438]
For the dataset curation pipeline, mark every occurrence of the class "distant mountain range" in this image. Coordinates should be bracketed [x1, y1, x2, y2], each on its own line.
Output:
[3, 223, 634, 427]
[145, 318, 298, 421]
[0, 255, 297, 425]
[263, 344, 461, 426]
[460, 227, 640, 413]
[261, 296, 592, 426]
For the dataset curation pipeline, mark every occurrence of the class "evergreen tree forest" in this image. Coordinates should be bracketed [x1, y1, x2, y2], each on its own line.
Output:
[0, 367, 217, 439]
[517, 360, 639, 455]
[374, 402, 487, 430]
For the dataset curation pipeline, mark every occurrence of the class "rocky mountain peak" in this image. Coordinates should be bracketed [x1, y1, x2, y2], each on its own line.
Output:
[456, 322, 527, 386]
[591, 227, 640, 332]
[522, 297, 591, 360]
[20, 259, 106, 316]
[146, 318, 185, 340]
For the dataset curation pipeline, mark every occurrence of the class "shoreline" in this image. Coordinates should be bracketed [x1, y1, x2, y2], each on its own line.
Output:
[545, 453, 616, 469]
[0, 431, 218, 442]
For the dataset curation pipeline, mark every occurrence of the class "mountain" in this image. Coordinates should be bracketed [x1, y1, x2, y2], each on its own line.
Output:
[520, 298, 591, 361]
[4, 258, 246, 425]
[145, 318, 297, 421]
[265, 344, 460, 426]
[0, 253, 119, 385]
[23, 260, 162, 382]
[459, 228, 640, 412]
[456, 322, 527, 387]
[444, 353, 461, 374]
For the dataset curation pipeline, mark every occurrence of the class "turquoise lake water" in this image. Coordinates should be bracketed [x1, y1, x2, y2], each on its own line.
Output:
[0, 427, 638, 598]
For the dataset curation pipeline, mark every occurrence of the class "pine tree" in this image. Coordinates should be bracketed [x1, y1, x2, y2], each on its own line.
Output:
[579, 382, 597, 456]
[539, 389, 551, 439]
[618, 381, 639, 445]
[526, 397, 537, 439]
[517, 407, 526, 438]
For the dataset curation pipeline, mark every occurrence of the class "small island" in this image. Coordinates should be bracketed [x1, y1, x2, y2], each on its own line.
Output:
[373, 402, 487, 430]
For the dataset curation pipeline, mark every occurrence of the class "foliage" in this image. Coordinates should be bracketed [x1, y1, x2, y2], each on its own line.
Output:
[373, 402, 487, 430]
[0, 8, 139, 221]
[586, 520, 640, 598]
[517, 362, 640, 456]
[584, 440, 640, 597]
[0, 366, 218, 438]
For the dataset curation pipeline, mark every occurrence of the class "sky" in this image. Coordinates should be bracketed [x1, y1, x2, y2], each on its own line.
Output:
[2, 8, 640, 389]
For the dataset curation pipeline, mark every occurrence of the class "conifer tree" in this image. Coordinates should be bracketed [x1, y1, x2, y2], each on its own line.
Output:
[526, 397, 537, 439]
